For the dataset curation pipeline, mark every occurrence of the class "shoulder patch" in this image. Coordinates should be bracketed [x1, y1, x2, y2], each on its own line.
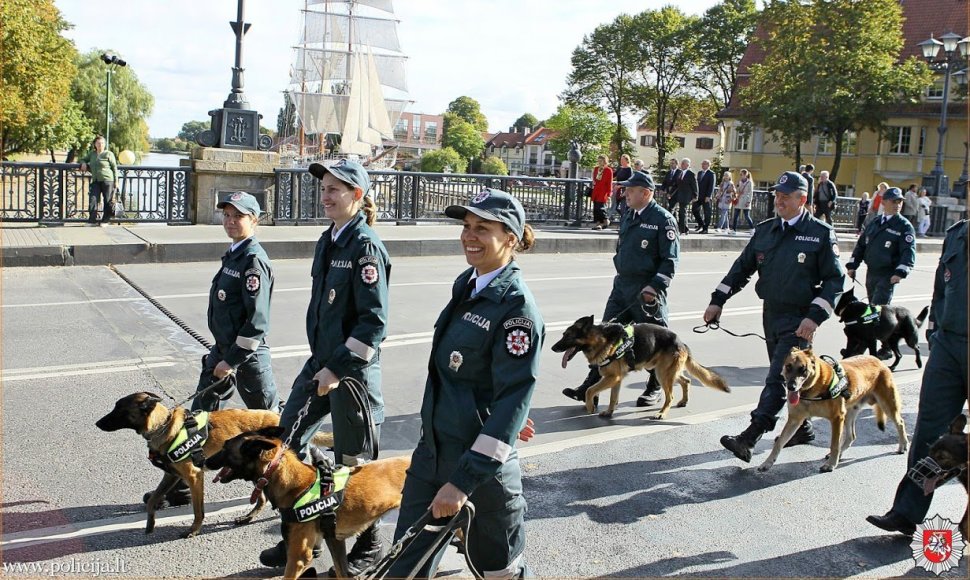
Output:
[503, 317, 534, 331]
[504, 324, 533, 358]
[904, 234, 914, 243]
[360, 263, 379, 285]
[666, 230, 676, 241]
[358, 255, 379, 266]
[246, 274, 260, 293]
[244, 267, 260, 277]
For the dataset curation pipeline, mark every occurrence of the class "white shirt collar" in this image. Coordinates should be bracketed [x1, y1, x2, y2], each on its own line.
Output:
[229, 236, 252, 253]
[331, 220, 352, 242]
[782, 213, 803, 228]
[470, 264, 508, 297]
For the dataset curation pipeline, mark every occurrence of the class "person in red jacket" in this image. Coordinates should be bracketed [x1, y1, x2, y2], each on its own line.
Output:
[591, 154, 613, 230]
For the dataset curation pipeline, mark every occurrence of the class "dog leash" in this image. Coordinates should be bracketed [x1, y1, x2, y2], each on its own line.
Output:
[168, 372, 237, 409]
[692, 320, 767, 342]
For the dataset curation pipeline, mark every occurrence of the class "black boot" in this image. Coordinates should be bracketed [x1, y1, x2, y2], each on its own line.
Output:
[562, 367, 600, 407]
[866, 510, 916, 536]
[328, 523, 384, 577]
[636, 374, 662, 407]
[260, 539, 324, 568]
[720, 423, 766, 463]
[783, 420, 815, 448]
[143, 479, 191, 510]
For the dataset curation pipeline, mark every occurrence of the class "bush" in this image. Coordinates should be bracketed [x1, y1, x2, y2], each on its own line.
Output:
[420, 147, 467, 173]
[480, 156, 508, 176]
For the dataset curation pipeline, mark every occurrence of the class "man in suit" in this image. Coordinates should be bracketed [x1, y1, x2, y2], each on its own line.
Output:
[661, 158, 679, 208]
[801, 164, 815, 210]
[672, 157, 698, 235]
[693, 159, 715, 234]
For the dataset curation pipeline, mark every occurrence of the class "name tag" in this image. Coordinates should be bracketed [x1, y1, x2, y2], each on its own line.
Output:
[462, 312, 491, 331]
[330, 259, 352, 268]
[222, 267, 241, 278]
[794, 235, 820, 243]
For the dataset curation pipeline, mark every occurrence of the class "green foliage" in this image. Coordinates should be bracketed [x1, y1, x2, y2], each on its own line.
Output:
[444, 96, 488, 132]
[440, 113, 485, 161]
[420, 147, 467, 173]
[71, 49, 154, 154]
[694, 0, 758, 111]
[480, 156, 509, 176]
[512, 113, 538, 130]
[544, 104, 613, 167]
[177, 120, 209, 143]
[0, 0, 79, 158]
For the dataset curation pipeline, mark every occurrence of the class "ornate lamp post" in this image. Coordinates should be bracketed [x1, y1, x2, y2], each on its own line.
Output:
[916, 32, 969, 197]
[568, 141, 582, 226]
[100, 53, 127, 148]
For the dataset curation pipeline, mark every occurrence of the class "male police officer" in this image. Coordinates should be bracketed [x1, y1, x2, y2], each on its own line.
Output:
[705, 171, 845, 462]
[867, 219, 967, 536]
[846, 187, 916, 306]
[562, 170, 679, 408]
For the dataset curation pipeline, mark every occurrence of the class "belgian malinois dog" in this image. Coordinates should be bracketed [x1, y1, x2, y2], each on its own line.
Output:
[834, 286, 928, 371]
[920, 414, 969, 538]
[758, 348, 909, 473]
[551, 316, 730, 419]
[95, 391, 280, 538]
[205, 427, 409, 580]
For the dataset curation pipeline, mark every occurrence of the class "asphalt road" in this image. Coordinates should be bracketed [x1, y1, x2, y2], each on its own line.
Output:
[2, 251, 966, 578]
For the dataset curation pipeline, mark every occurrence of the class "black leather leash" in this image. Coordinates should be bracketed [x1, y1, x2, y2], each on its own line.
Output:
[692, 320, 767, 342]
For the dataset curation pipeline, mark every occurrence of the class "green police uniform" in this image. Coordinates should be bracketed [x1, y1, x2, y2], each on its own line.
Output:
[280, 211, 390, 462]
[846, 213, 916, 305]
[390, 262, 544, 577]
[888, 220, 967, 525]
[193, 237, 278, 412]
[710, 209, 845, 430]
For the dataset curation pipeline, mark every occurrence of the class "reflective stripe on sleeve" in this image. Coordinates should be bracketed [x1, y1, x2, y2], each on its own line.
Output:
[346, 337, 376, 361]
[236, 336, 260, 350]
[656, 273, 672, 284]
[470, 433, 512, 464]
[811, 297, 834, 316]
[716, 283, 731, 295]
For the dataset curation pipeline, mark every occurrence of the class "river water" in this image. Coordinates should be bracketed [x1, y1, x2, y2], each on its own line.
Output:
[138, 152, 188, 167]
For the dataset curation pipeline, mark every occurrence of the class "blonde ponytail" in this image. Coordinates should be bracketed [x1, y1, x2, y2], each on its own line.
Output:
[362, 196, 377, 226]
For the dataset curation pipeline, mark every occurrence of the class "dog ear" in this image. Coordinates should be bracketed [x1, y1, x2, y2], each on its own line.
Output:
[254, 426, 286, 439]
[241, 437, 279, 457]
[579, 315, 595, 329]
[950, 414, 968, 435]
[139, 395, 160, 415]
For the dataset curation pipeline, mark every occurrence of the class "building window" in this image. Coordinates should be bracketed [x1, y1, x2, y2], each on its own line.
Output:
[733, 129, 750, 152]
[674, 136, 686, 148]
[411, 114, 421, 140]
[926, 79, 945, 99]
[642, 135, 657, 147]
[887, 126, 911, 154]
[818, 135, 834, 155]
[696, 137, 714, 150]
[394, 118, 408, 140]
[424, 121, 438, 141]
[842, 131, 857, 155]
[918, 126, 927, 155]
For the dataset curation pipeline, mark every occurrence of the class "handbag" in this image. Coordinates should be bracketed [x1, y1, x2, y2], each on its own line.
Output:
[583, 185, 593, 198]
[111, 199, 125, 219]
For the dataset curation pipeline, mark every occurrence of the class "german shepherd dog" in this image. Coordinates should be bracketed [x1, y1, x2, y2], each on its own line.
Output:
[757, 348, 909, 473]
[205, 427, 410, 580]
[919, 414, 969, 538]
[96, 391, 280, 538]
[834, 286, 929, 371]
[551, 315, 730, 419]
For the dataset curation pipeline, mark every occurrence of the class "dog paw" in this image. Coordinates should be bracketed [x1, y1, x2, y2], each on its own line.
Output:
[819, 464, 834, 473]
[233, 515, 254, 526]
[757, 465, 770, 472]
[653, 413, 666, 420]
[181, 528, 200, 539]
[676, 400, 688, 408]
[598, 410, 614, 418]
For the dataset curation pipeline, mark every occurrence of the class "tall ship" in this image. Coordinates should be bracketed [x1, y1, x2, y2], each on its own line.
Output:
[285, 0, 411, 164]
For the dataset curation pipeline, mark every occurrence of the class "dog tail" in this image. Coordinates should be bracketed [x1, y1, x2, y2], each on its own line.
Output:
[685, 354, 730, 393]
[874, 405, 887, 431]
[915, 306, 930, 328]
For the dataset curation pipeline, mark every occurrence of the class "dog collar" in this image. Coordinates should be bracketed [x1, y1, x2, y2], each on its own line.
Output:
[251, 446, 286, 504]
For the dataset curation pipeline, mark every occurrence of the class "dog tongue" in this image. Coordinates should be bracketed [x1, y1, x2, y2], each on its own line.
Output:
[561, 347, 576, 369]
[213, 467, 232, 483]
[787, 390, 800, 406]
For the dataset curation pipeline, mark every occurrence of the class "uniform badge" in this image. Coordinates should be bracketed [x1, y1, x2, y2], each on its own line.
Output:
[472, 189, 490, 204]
[797, 252, 806, 263]
[944, 268, 951, 282]
[885, 241, 892, 248]
[910, 515, 965, 575]
[905, 234, 914, 243]
[361, 264, 379, 285]
[666, 230, 676, 241]
[449, 351, 463, 371]
[328, 288, 336, 304]
[756, 252, 765, 264]
[832, 244, 840, 257]
[230, 192, 243, 201]
[217, 289, 226, 301]
[246, 274, 260, 292]
[641, 239, 649, 249]
[505, 327, 531, 358]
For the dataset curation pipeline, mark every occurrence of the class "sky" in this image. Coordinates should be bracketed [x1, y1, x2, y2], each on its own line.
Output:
[56, 0, 721, 139]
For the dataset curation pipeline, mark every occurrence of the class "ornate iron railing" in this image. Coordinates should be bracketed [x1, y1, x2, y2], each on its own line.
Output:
[0, 162, 191, 224]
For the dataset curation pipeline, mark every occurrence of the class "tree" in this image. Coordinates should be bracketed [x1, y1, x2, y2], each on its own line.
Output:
[177, 120, 209, 143]
[444, 96, 488, 131]
[71, 49, 154, 154]
[544, 104, 613, 167]
[480, 156, 508, 176]
[512, 113, 538, 131]
[694, 0, 759, 112]
[420, 147, 467, 173]
[440, 113, 485, 162]
[0, 0, 78, 158]
[37, 97, 95, 162]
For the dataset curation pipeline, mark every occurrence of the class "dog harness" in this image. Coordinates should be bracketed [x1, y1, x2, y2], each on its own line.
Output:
[594, 324, 636, 369]
[845, 305, 881, 326]
[800, 356, 851, 401]
[279, 463, 350, 535]
[164, 411, 210, 466]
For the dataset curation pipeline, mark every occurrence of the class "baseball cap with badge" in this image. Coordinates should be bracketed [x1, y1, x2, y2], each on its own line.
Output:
[308, 159, 371, 194]
[771, 171, 808, 195]
[445, 188, 526, 239]
[217, 191, 261, 216]
[882, 187, 904, 201]
[617, 170, 655, 189]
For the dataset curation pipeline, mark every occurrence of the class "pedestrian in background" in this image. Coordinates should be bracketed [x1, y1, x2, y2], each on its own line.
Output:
[79, 135, 117, 226]
[661, 158, 679, 207]
[814, 170, 838, 225]
[591, 154, 613, 230]
[864, 182, 889, 228]
[846, 187, 916, 306]
[715, 170, 735, 233]
[917, 188, 931, 237]
[801, 164, 815, 210]
[856, 192, 870, 234]
[693, 159, 715, 234]
[671, 157, 698, 235]
[731, 168, 755, 235]
[612, 154, 632, 222]
[902, 184, 920, 226]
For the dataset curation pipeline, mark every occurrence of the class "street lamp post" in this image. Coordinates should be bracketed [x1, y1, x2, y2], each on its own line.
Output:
[568, 141, 582, 226]
[100, 53, 127, 148]
[917, 32, 969, 197]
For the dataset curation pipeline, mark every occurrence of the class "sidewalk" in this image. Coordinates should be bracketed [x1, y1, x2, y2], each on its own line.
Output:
[0, 222, 944, 267]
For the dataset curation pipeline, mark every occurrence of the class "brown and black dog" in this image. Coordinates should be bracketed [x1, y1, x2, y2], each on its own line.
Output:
[551, 315, 730, 419]
[205, 427, 409, 580]
[96, 391, 280, 538]
[920, 414, 969, 538]
[758, 348, 909, 473]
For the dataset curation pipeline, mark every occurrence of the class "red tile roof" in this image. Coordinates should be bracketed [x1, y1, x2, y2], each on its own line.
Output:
[486, 131, 527, 148]
[524, 127, 557, 145]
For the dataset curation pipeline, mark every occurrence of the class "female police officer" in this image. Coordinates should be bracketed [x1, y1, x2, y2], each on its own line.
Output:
[388, 189, 544, 578]
[846, 186, 916, 306]
[259, 160, 391, 574]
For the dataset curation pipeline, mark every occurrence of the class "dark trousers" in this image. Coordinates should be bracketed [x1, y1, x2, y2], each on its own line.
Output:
[389, 441, 527, 577]
[692, 200, 711, 230]
[88, 181, 114, 222]
[592, 201, 607, 224]
[891, 331, 968, 523]
[814, 201, 834, 224]
[732, 208, 754, 231]
[750, 309, 811, 431]
[673, 200, 690, 233]
[191, 345, 279, 412]
[865, 273, 896, 305]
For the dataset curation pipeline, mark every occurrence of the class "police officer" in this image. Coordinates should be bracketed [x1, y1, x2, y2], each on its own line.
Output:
[867, 219, 967, 536]
[389, 189, 544, 577]
[259, 160, 391, 574]
[845, 186, 916, 306]
[562, 170, 678, 408]
[144, 191, 278, 509]
[705, 171, 845, 462]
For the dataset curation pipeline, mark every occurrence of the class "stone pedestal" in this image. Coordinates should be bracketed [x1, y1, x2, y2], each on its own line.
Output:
[190, 147, 280, 224]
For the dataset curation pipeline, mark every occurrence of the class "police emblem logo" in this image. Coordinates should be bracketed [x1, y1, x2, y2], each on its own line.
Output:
[797, 252, 806, 263]
[231, 192, 243, 201]
[361, 264, 379, 284]
[472, 189, 490, 204]
[505, 327, 531, 358]
[944, 268, 951, 282]
[910, 515, 966, 575]
[778, 174, 788, 184]
[641, 239, 649, 249]
[666, 230, 676, 241]
[217, 289, 226, 301]
[905, 234, 914, 243]
[885, 240, 892, 248]
[328, 288, 336, 304]
[756, 252, 765, 264]
[832, 244, 840, 257]
[449, 350, 463, 371]
[246, 275, 260, 292]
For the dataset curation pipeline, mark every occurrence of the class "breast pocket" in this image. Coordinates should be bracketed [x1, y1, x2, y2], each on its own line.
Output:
[437, 322, 490, 379]
[323, 268, 352, 308]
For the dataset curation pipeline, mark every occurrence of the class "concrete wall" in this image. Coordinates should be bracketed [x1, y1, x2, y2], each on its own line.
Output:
[189, 147, 280, 224]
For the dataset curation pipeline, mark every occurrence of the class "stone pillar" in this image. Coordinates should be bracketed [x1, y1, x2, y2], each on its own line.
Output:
[189, 147, 280, 224]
